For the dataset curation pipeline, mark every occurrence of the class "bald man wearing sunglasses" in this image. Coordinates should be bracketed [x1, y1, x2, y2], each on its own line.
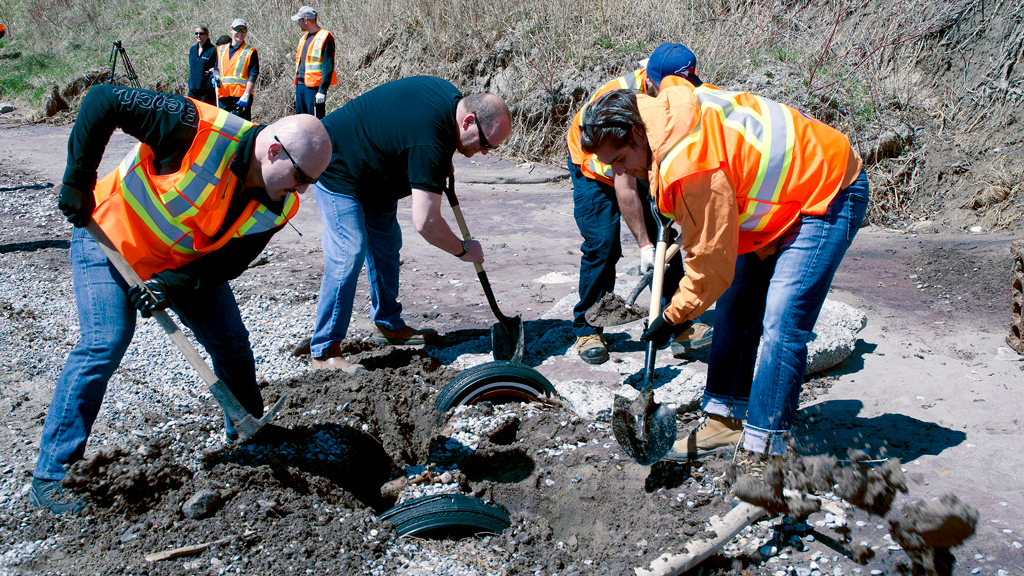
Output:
[31, 85, 330, 515]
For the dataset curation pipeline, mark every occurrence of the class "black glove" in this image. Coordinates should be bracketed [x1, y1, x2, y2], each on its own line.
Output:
[128, 278, 172, 318]
[58, 184, 95, 227]
[641, 314, 692, 349]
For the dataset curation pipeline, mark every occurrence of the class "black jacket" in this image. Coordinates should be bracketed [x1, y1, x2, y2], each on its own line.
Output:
[188, 41, 217, 91]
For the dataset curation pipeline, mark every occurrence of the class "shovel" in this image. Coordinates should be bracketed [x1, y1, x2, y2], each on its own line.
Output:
[611, 206, 677, 465]
[442, 177, 525, 363]
[85, 221, 286, 443]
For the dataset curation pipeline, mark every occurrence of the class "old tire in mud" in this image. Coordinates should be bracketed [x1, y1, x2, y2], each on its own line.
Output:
[435, 361, 556, 412]
[380, 493, 511, 538]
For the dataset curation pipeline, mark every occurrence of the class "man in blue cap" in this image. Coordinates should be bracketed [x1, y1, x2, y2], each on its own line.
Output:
[565, 42, 710, 365]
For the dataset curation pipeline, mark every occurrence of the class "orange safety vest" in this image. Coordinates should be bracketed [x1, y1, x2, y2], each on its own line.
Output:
[567, 68, 649, 186]
[216, 42, 256, 99]
[91, 100, 299, 280]
[294, 29, 337, 88]
[645, 82, 852, 254]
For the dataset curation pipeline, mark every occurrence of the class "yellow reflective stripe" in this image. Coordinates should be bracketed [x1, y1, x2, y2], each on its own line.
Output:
[120, 160, 198, 252]
[237, 193, 298, 235]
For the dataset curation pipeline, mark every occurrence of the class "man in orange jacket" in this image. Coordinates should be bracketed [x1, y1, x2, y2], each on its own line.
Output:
[580, 80, 868, 461]
[566, 43, 713, 365]
[291, 6, 336, 119]
[32, 85, 330, 515]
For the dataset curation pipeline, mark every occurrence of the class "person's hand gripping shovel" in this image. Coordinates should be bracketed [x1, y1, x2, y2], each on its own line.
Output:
[442, 176, 525, 362]
[84, 220, 286, 445]
[610, 204, 679, 465]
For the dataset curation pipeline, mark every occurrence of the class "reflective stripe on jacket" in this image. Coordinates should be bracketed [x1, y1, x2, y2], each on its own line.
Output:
[217, 43, 256, 98]
[646, 82, 854, 254]
[91, 100, 299, 279]
[294, 29, 337, 88]
[567, 68, 648, 186]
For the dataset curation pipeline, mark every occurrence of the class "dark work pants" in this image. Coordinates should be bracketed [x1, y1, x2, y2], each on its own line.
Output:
[188, 88, 216, 106]
[295, 84, 325, 119]
[569, 153, 684, 337]
[218, 96, 252, 121]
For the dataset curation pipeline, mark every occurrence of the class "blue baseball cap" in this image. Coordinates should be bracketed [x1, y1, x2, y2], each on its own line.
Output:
[645, 42, 700, 87]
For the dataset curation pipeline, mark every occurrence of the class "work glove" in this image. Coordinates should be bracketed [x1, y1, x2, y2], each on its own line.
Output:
[639, 243, 655, 274]
[641, 314, 692, 349]
[57, 184, 95, 227]
[315, 92, 325, 105]
[128, 278, 172, 318]
[236, 96, 249, 108]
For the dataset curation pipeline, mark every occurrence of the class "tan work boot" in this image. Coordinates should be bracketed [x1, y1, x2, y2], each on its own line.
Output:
[663, 413, 744, 461]
[670, 322, 713, 358]
[574, 334, 608, 364]
[311, 343, 366, 375]
[372, 324, 439, 346]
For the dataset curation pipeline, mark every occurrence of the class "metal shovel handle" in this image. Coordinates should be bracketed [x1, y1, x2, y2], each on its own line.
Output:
[84, 221, 284, 440]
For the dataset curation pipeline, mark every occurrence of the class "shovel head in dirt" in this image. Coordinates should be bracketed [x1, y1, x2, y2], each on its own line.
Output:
[611, 204, 678, 465]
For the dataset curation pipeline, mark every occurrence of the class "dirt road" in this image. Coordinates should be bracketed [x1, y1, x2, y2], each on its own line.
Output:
[1, 121, 1022, 574]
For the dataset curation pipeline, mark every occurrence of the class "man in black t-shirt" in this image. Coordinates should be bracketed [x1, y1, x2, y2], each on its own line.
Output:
[311, 76, 511, 374]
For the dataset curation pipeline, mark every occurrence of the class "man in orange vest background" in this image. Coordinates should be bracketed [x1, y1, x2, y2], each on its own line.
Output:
[31, 85, 330, 515]
[291, 6, 336, 119]
[580, 77, 868, 464]
[213, 18, 259, 120]
[565, 43, 712, 366]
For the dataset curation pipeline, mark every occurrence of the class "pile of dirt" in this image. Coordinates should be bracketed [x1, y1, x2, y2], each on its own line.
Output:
[585, 292, 648, 328]
[5, 345, 735, 574]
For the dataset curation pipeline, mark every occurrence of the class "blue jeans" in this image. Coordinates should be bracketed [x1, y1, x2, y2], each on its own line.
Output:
[702, 170, 870, 455]
[311, 183, 404, 357]
[568, 154, 684, 337]
[294, 84, 325, 119]
[34, 228, 262, 480]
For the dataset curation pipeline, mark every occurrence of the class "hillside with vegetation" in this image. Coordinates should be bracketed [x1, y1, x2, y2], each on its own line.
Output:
[0, 0, 1021, 232]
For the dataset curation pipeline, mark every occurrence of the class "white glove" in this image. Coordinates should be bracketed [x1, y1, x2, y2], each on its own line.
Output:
[315, 92, 326, 104]
[640, 243, 655, 274]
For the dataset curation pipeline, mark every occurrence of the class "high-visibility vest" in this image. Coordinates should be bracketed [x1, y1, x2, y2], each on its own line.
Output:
[567, 68, 649, 186]
[645, 83, 852, 254]
[294, 29, 337, 88]
[91, 100, 299, 280]
[216, 43, 256, 99]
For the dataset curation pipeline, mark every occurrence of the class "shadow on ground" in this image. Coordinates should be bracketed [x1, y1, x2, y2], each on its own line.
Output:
[792, 399, 966, 461]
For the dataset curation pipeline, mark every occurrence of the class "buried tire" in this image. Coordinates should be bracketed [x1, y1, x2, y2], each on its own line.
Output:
[380, 493, 511, 538]
[434, 361, 556, 412]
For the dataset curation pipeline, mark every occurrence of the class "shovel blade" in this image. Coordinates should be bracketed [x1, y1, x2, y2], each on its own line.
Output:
[490, 315, 524, 363]
[611, 391, 677, 466]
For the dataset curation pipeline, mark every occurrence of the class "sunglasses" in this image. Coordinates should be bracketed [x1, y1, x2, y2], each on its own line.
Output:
[232, 27, 247, 32]
[194, 31, 207, 36]
[274, 136, 317, 185]
[474, 115, 497, 151]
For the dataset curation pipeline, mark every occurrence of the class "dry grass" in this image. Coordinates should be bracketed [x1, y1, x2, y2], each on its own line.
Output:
[1, 0, 1021, 229]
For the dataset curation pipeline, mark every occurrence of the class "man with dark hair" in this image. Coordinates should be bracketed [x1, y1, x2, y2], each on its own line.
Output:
[565, 42, 712, 365]
[187, 25, 217, 106]
[581, 78, 867, 463]
[32, 85, 330, 514]
[310, 77, 511, 374]
[213, 18, 258, 120]
[291, 6, 336, 119]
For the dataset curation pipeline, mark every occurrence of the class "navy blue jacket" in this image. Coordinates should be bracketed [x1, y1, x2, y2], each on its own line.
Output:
[187, 41, 217, 91]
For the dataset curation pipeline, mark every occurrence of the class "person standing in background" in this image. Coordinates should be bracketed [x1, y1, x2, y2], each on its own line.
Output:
[214, 19, 258, 120]
[292, 6, 336, 119]
[187, 25, 217, 106]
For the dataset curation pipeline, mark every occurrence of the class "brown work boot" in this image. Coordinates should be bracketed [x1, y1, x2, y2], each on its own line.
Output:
[372, 324, 439, 346]
[670, 322, 713, 357]
[663, 413, 744, 461]
[311, 342, 365, 374]
[575, 334, 608, 364]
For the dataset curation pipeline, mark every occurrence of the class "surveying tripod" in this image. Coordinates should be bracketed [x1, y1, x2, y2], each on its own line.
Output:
[108, 40, 141, 89]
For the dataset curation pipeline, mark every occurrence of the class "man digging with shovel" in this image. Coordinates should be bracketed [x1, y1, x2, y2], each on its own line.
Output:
[566, 43, 714, 365]
[580, 78, 867, 464]
[310, 77, 511, 373]
[32, 85, 330, 514]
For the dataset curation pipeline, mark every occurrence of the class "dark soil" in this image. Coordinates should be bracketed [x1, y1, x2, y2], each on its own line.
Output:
[585, 292, 647, 328]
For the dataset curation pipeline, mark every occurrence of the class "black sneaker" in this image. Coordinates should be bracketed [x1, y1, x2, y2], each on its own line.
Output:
[30, 478, 84, 515]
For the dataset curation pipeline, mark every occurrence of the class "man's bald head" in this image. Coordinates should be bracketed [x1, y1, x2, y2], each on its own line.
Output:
[253, 114, 332, 200]
[455, 93, 512, 157]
